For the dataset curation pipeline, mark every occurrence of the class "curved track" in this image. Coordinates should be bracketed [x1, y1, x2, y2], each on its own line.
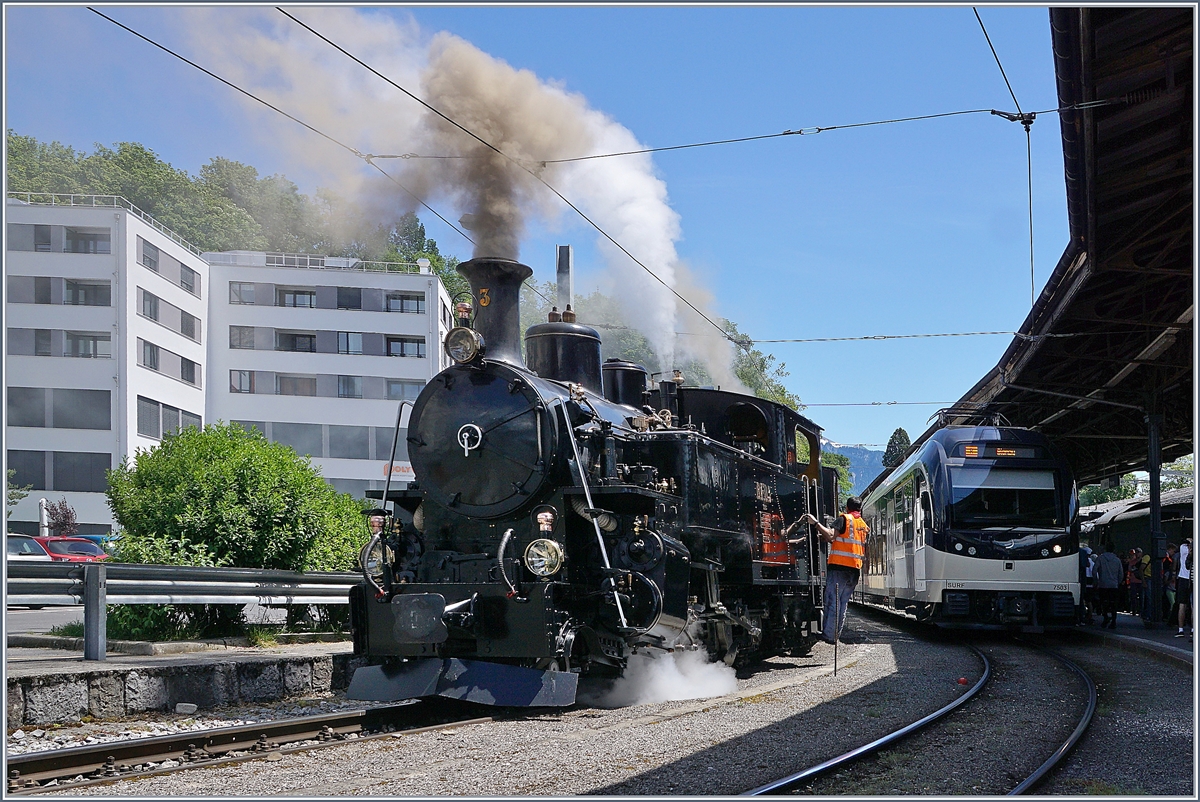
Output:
[745, 640, 1096, 796]
[6, 699, 493, 795]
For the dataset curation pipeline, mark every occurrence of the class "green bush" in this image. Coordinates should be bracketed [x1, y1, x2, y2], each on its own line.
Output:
[107, 421, 368, 572]
[105, 422, 369, 641]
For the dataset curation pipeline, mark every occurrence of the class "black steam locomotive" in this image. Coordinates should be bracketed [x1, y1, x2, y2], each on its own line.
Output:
[348, 257, 838, 707]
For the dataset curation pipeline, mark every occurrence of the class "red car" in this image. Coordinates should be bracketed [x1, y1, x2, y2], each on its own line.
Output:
[32, 537, 109, 562]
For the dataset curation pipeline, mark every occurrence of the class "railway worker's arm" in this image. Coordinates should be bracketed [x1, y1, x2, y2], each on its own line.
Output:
[799, 513, 837, 544]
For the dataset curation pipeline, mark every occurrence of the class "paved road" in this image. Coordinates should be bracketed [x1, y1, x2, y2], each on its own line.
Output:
[5, 605, 83, 633]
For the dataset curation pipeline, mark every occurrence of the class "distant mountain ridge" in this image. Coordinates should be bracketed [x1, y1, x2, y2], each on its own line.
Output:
[822, 441, 885, 496]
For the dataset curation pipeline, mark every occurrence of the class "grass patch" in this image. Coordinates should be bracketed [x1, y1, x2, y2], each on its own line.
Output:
[245, 626, 279, 648]
[48, 621, 84, 638]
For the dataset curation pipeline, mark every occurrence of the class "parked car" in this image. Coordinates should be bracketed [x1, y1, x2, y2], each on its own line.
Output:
[6, 534, 53, 562]
[32, 536, 110, 563]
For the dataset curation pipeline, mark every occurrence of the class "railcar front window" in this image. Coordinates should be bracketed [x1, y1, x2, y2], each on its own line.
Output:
[949, 468, 1059, 530]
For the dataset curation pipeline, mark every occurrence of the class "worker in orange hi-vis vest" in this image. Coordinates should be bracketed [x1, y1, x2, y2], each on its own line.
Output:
[801, 496, 869, 644]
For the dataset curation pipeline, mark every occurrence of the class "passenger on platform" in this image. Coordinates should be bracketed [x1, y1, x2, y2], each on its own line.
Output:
[1163, 543, 1178, 620]
[800, 495, 868, 645]
[1079, 543, 1096, 624]
[1176, 536, 1192, 640]
[1125, 549, 1143, 614]
[1138, 548, 1153, 619]
[1095, 542, 1123, 629]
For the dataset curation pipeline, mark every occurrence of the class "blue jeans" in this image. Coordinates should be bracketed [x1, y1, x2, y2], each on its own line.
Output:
[823, 566, 859, 641]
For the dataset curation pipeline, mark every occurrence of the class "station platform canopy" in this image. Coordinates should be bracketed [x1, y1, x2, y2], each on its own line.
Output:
[913, 7, 1192, 486]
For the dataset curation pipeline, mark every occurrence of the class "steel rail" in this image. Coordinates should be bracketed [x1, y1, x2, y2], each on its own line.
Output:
[6, 700, 493, 794]
[744, 644, 992, 795]
[1008, 645, 1098, 795]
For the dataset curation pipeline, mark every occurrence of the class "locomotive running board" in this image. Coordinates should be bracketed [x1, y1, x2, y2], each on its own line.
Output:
[346, 658, 578, 707]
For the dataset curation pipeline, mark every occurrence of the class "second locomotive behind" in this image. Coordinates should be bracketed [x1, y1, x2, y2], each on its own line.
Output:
[347, 256, 839, 706]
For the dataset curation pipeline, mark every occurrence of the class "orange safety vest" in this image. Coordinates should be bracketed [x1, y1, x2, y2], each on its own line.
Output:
[828, 512, 868, 571]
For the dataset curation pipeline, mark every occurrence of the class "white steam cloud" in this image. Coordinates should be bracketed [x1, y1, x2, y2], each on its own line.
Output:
[184, 7, 743, 385]
[580, 649, 739, 708]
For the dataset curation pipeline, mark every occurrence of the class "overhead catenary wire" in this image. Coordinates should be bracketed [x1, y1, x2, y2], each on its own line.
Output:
[276, 7, 739, 349]
[85, 7, 475, 249]
[369, 99, 1121, 165]
[973, 7, 1036, 307]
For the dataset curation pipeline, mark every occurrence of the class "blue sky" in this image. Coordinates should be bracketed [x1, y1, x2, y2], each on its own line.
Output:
[5, 5, 1070, 448]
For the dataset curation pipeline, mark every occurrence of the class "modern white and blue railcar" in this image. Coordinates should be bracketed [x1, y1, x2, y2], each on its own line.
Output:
[859, 424, 1080, 630]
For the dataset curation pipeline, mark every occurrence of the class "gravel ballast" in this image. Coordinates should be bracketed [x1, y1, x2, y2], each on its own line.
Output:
[41, 612, 980, 796]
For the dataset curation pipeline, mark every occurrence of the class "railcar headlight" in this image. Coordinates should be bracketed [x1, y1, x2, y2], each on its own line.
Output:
[1053, 544, 1062, 554]
[444, 326, 485, 364]
[524, 538, 565, 577]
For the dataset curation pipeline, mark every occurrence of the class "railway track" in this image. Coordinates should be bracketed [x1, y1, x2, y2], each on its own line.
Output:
[745, 639, 1097, 796]
[6, 699, 494, 795]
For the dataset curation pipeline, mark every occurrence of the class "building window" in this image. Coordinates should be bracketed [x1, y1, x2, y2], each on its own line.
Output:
[34, 225, 51, 253]
[230, 326, 256, 349]
[230, 282, 255, 304]
[65, 281, 111, 306]
[8, 387, 46, 427]
[52, 389, 110, 430]
[34, 329, 52, 356]
[230, 370, 255, 393]
[387, 336, 426, 358]
[387, 293, 426, 314]
[34, 276, 51, 304]
[141, 239, 159, 271]
[337, 287, 362, 310]
[161, 404, 181, 436]
[142, 291, 161, 321]
[338, 375, 363, 399]
[65, 228, 111, 254]
[337, 332, 363, 355]
[329, 425, 370, 460]
[7, 450, 46, 489]
[272, 422, 323, 457]
[180, 358, 198, 386]
[180, 312, 199, 341]
[276, 374, 317, 396]
[53, 452, 110, 492]
[276, 331, 316, 352]
[387, 380, 424, 402]
[137, 396, 161, 438]
[66, 332, 111, 359]
[180, 264, 199, 295]
[141, 340, 160, 370]
[276, 288, 316, 308]
[137, 395, 201, 439]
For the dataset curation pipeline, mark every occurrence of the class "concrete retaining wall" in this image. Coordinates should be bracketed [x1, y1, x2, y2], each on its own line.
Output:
[7, 653, 376, 727]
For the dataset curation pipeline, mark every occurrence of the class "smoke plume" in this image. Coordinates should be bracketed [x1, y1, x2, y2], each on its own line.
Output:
[184, 7, 743, 385]
[579, 649, 739, 708]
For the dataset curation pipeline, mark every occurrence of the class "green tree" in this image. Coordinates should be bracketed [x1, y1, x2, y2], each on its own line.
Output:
[882, 427, 912, 468]
[1078, 474, 1139, 507]
[821, 451, 854, 508]
[106, 422, 367, 572]
[1163, 454, 1195, 491]
[6, 467, 32, 519]
[725, 321, 802, 409]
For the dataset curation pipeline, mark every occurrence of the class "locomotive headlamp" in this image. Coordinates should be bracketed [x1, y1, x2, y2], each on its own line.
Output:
[444, 326, 485, 364]
[524, 538, 565, 577]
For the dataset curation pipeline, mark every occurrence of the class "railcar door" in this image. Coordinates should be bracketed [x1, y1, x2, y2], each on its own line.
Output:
[914, 477, 929, 596]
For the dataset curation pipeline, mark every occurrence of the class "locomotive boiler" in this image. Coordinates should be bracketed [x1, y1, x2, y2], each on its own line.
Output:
[347, 256, 838, 706]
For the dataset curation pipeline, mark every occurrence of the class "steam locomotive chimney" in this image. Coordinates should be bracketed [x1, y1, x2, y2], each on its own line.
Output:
[456, 257, 533, 366]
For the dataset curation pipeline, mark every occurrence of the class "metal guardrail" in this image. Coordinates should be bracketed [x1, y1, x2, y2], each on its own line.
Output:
[6, 562, 360, 661]
[6, 192, 205, 257]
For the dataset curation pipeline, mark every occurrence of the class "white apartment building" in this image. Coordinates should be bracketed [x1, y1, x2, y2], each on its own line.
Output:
[204, 250, 453, 499]
[5, 195, 451, 535]
[6, 196, 208, 536]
